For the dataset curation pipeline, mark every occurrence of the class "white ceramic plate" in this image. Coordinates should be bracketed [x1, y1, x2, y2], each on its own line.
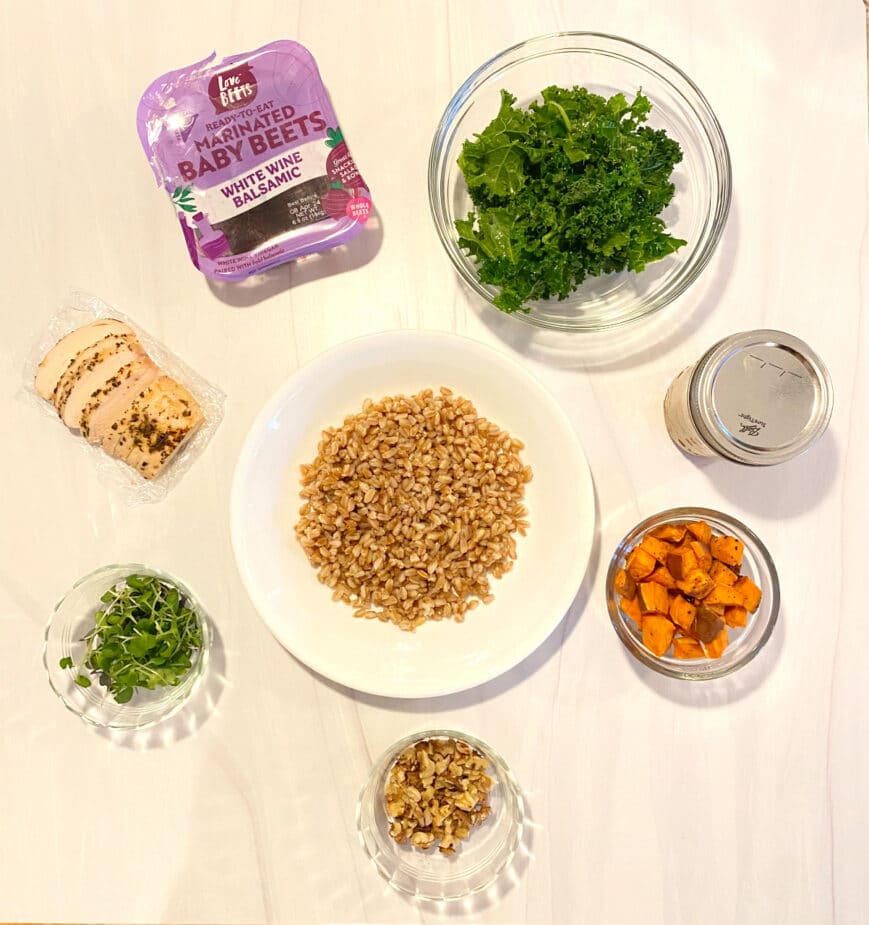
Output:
[230, 331, 595, 698]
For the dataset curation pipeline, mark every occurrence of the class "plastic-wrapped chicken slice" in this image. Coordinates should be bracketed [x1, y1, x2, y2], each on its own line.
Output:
[23, 291, 225, 505]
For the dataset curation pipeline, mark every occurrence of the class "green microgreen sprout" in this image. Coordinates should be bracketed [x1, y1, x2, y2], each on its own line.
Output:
[58, 573, 202, 704]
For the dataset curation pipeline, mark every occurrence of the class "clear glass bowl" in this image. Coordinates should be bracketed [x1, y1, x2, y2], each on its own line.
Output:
[428, 32, 732, 332]
[606, 508, 779, 680]
[356, 729, 524, 901]
[44, 564, 211, 729]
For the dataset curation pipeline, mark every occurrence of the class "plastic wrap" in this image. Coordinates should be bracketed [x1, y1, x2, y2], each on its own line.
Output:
[23, 291, 224, 505]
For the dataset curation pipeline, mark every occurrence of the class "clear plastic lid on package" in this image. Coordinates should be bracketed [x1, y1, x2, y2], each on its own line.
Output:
[136, 40, 373, 281]
[23, 291, 225, 505]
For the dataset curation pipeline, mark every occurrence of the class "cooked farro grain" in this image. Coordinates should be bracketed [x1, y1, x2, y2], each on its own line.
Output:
[294, 387, 531, 631]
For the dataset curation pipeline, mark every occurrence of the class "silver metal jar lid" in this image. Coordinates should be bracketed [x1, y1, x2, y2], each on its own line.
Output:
[689, 329, 833, 465]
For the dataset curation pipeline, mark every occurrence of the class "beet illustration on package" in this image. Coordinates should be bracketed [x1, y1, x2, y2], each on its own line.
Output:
[136, 41, 372, 281]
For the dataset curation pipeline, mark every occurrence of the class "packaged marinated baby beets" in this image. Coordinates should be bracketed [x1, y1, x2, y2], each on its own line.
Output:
[137, 41, 372, 281]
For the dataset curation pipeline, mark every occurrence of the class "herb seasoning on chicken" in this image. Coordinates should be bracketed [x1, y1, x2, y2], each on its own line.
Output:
[35, 319, 203, 480]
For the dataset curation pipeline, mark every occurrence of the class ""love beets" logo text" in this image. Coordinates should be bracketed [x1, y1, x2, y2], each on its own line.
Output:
[208, 64, 257, 113]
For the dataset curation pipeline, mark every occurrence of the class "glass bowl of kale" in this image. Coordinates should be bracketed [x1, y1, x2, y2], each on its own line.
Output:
[428, 33, 731, 332]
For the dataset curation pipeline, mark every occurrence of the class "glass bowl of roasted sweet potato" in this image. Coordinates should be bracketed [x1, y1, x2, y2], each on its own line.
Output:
[606, 507, 779, 679]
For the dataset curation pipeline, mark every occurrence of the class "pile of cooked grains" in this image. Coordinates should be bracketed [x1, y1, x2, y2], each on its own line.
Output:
[294, 387, 531, 631]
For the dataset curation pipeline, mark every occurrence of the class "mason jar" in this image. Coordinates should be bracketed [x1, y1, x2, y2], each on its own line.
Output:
[663, 330, 833, 465]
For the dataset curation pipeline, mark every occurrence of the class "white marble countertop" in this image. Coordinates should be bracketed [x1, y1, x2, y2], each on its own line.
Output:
[2, 1, 867, 923]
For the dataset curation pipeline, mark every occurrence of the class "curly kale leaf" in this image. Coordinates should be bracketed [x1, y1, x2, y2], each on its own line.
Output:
[456, 90, 532, 198]
[455, 87, 686, 314]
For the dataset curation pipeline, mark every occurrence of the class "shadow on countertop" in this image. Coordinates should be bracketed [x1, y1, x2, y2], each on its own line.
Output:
[470, 201, 741, 372]
[206, 208, 384, 308]
[699, 431, 840, 520]
[622, 602, 786, 708]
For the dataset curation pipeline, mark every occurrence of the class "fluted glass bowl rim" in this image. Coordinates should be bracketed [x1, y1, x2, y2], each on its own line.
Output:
[43, 563, 211, 730]
[356, 728, 525, 900]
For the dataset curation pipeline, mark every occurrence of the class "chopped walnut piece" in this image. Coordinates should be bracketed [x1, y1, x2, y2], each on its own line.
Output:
[384, 737, 494, 854]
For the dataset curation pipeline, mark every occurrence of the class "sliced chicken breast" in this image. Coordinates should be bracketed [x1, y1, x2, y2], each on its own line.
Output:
[101, 376, 204, 479]
[35, 319, 134, 399]
[55, 334, 145, 427]
[52, 332, 135, 411]
[80, 356, 161, 442]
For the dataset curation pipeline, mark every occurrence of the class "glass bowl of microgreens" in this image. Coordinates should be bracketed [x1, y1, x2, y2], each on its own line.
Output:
[44, 564, 210, 729]
[428, 32, 732, 332]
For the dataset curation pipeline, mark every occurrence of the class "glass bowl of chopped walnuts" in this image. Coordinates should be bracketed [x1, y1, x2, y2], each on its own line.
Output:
[356, 730, 525, 900]
[606, 508, 780, 680]
[44, 564, 211, 729]
[428, 32, 731, 332]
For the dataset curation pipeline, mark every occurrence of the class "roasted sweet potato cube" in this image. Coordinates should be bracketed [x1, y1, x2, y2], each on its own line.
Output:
[703, 625, 729, 659]
[704, 584, 745, 607]
[648, 565, 677, 590]
[710, 535, 744, 568]
[673, 636, 705, 659]
[701, 602, 725, 616]
[642, 615, 676, 657]
[688, 540, 713, 571]
[666, 546, 698, 581]
[620, 593, 643, 626]
[686, 521, 713, 544]
[637, 582, 671, 615]
[614, 568, 636, 600]
[693, 605, 725, 643]
[710, 560, 738, 586]
[734, 575, 762, 612]
[626, 547, 656, 581]
[724, 605, 748, 628]
[650, 524, 688, 543]
[676, 569, 715, 599]
[669, 594, 697, 632]
[639, 534, 674, 565]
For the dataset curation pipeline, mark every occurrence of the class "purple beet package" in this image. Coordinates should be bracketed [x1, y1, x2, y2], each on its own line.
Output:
[136, 41, 372, 281]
